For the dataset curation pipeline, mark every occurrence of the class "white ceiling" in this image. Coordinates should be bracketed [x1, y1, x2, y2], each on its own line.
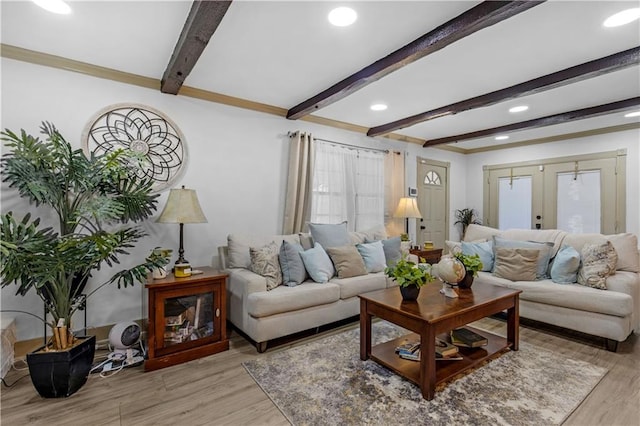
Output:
[2, 0, 639, 150]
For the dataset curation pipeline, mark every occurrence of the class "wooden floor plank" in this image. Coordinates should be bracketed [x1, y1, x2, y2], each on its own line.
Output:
[1, 317, 637, 425]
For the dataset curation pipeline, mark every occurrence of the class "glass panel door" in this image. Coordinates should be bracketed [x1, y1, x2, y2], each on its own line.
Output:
[498, 176, 532, 230]
[556, 171, 601, 233]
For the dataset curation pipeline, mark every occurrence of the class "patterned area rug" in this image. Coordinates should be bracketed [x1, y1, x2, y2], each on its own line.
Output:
[243, 321, 607, 426]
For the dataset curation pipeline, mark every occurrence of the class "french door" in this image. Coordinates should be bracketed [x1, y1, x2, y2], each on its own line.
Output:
[484, 151, 625, 234]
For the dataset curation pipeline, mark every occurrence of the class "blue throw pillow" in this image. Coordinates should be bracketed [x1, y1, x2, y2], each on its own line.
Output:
[381, 237, 402, 267]
[356, 240, 386, 273]
[550, 245, 580, 284]
[279, 240, 307, 286]
[299, 243, 335, 283]
[461, 240, 494, 271]
[308, 221, 350, 248]
[493, 236, 554, 279]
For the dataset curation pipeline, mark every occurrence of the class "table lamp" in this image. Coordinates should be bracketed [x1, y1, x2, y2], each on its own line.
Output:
[393, 197, 422, 236]
[157, 185, 208, 268]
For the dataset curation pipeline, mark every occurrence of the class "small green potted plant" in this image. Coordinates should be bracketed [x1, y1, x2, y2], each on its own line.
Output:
[385, 254, 435, 300]
[454, 252, 483, 289]
[454, 208, 482, 239]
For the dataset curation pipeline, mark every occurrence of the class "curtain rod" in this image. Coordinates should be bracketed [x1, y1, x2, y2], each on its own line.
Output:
[288, 131, 390, 154]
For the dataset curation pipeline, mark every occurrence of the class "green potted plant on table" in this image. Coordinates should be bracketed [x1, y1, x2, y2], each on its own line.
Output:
[0, 122, 171, 398]
[384, 254, 435, 300]
[453, 252, 483, 289]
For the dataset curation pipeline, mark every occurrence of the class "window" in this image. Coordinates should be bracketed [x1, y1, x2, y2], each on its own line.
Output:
[311, 142, 384, 231]
[424, 170, 441, 186]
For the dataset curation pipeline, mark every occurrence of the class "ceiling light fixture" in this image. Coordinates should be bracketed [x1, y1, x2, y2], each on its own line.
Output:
[509, 105, 529, 113]
[32, 0, 72, 14]
[328, 7, 357, 27]
[495, 135, 509, 141]
[624, 111, 640, 118]
[370, 103, 388, 111]
[603, 8, 640, 27]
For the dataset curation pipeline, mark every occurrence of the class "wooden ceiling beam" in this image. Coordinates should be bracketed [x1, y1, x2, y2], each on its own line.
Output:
[422, 97, 640, 147]
[286, 1, 544, 120]
[369, 47, 640, 137]
[161, 0, 232, 95]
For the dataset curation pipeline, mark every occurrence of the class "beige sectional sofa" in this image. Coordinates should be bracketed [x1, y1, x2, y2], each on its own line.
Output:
[454, 224, 640, 351]
[218, 229, 406, 352]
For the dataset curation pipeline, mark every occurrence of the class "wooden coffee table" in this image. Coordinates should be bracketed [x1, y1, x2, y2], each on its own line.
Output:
[359, 282, 521, 400]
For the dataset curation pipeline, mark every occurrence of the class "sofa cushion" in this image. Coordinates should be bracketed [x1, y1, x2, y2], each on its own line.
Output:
[463, 224, 501, 242]
[309, 221, 350, 248]
[462, 240, 494, 271]
[607, 233, 639, 272]
[300, 243, 335, 283]
[356, 240, 387, 273]
[493, 247, 539, 281]
[501, 228, 567, 258]
[326, 245, 368, 279]
[249, 242, 282, 291]
[247, 282, 341, 318]
[228, 233, 300, 269]
[349, 225, 387, 245]
[549, 245, 581, 284]
[279, 240, 307, 287]
[478, 274, 634, 318]
[493, 236, 554, 279]
[577, 241, 618, 290]
[330, 272, 387, 299]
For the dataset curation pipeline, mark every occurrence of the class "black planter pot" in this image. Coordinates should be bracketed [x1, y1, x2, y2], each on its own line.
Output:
[399, 284, 421, 301]
[26, 335, 95, 398]
[459, 273, 474, 289]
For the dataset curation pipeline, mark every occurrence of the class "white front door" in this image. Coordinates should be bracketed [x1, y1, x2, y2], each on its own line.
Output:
[417, 158, 449, 249]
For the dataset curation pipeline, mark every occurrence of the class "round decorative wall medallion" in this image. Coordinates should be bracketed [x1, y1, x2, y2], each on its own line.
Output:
[82, 103, 187, 192]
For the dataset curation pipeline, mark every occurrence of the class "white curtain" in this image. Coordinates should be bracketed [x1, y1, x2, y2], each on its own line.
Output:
[310, 141, 384, 231]
[283, 132, 315, 234]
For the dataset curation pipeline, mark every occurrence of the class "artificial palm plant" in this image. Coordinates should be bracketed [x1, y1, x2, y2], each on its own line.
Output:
[454, 208, 482, 239]
[0, 122, 170, 351]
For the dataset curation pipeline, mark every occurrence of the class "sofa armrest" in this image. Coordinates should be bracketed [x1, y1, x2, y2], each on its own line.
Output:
[226, 268, 268, 297]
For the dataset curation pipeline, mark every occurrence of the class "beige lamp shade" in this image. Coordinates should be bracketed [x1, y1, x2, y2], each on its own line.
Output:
[393, 197, 422, 219]
[157, 186, 208, 224]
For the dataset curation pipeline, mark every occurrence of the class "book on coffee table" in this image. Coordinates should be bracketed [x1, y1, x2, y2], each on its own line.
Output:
[435, 337, 459, 357]
[450, 327, 488, 348]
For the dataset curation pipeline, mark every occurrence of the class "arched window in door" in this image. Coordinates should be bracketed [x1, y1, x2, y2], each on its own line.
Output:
[424, 170, 441, 186]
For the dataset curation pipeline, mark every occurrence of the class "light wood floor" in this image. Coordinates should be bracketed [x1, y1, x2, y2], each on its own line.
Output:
[1, 317, 638, 426]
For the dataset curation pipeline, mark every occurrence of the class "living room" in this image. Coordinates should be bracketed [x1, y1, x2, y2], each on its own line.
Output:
[1, 1, 639, 424]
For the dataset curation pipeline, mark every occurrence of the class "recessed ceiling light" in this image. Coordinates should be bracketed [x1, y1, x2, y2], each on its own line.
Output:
[509, 105, 529, 113]
[32, 0, 71, 14]
[624, 111, 640, 118]
[370, 103, 388, 111]
[328, 7, 357, 27]
[495, 135, 509, 141]
[603, 8, 640, 27]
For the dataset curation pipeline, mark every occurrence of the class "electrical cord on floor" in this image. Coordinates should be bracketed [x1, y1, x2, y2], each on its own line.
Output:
[1, 374, 30, 388]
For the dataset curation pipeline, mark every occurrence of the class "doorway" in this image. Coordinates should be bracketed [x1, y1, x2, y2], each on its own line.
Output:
[483, 150, 625, 234]
[416, 158, 450, 249]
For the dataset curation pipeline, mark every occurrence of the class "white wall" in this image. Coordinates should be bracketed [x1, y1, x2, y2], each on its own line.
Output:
[465, 129, 640, 238]
[0, 58, 468, 340]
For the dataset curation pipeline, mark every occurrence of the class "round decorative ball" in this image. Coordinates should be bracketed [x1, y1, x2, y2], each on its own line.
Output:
[435, 255, 466, 284]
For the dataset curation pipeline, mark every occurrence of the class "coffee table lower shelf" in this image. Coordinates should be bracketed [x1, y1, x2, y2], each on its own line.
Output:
[370, 327, 509, 388]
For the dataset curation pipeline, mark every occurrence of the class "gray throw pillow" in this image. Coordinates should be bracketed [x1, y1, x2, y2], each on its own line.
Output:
[299, 243, 335, 283]
[382, 237, 402, 267]
[309, 221, 350, 249]
[493, 236, 554, 279]
[279, 240, 307, 286]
